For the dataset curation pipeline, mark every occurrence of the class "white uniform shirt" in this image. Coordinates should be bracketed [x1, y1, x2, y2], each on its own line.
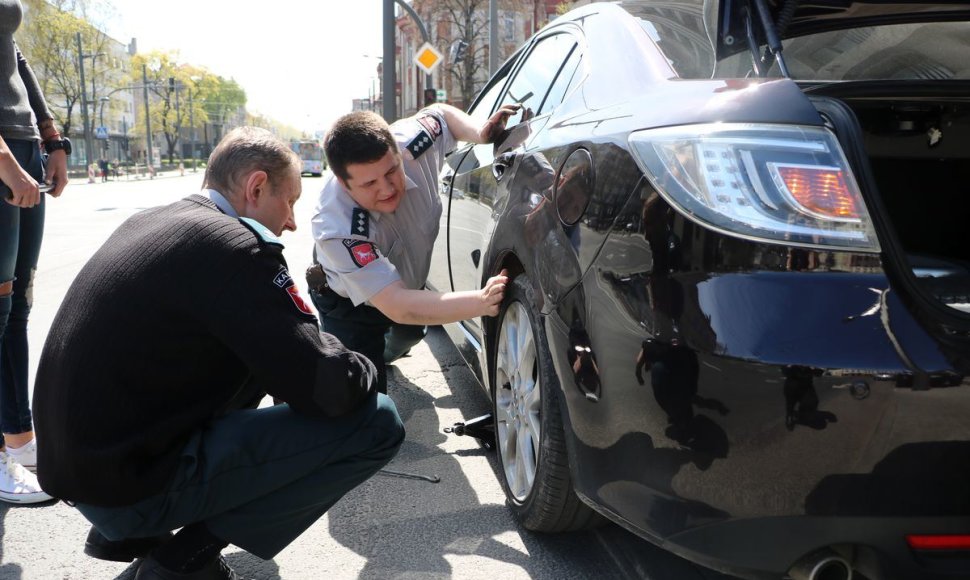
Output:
[312, 107, 456, 306]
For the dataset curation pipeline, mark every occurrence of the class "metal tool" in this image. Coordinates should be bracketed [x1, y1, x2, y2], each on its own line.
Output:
[443, 413, 495, 450]
[377, 468, 441, 483]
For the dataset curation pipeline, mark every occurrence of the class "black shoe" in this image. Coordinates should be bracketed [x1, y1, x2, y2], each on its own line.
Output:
[135, 555, 239, 580]
[84, 526, 172, 562]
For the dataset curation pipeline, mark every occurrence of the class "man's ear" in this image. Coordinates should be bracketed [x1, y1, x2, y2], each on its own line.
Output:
[243, 170, 270, 204]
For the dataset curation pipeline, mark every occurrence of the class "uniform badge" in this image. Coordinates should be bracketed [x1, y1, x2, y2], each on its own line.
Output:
[343, 240, 380, 268]
[406, 130, 434, 159]
[351, 207, 369, 237]
[273, 267, 292, 288]
[286, 286, 315, 316]
[272, 267, 315, 317]
[417, 114, 443, 139]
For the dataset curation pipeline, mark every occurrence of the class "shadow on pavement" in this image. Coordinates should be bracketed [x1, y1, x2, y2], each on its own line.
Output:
[325, 330, 622, 579]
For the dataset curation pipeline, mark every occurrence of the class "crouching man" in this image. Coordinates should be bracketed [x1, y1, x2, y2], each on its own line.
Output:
[32, 127, 404, 580]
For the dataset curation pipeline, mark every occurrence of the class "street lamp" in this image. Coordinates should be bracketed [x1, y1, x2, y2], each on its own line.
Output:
[98, 96, 110, 158]
[75, 32, 105, 166]
[143, 58, 161, 178]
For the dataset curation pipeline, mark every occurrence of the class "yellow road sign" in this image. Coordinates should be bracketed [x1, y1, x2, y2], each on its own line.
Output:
[415, 42, 443, 74]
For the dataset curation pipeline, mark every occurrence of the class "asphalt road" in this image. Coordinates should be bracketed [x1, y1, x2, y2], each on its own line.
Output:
[1, 172, 731, 579]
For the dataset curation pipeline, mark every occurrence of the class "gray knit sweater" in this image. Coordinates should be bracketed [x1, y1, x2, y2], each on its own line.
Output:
[1, 0, 52, 141]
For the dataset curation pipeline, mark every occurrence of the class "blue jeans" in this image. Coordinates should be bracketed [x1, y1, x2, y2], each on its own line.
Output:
[0, 139, 45, 443]
[77, 394, 404, 560]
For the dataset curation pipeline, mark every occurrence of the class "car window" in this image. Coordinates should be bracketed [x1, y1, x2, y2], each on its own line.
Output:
[468, 69, 511, 127]
[538, 44, 582, 115]
[499, 33, 578, 127]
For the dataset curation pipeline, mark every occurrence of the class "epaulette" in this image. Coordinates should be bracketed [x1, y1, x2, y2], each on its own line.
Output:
[239, 217, 284, 248]
[351, 207, 369, 237]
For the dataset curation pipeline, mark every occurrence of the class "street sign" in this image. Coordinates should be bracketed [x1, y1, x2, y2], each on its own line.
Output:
[415, 43, 443, 74]
[95, 126, 109, 139]
[436, 89, 447, 102]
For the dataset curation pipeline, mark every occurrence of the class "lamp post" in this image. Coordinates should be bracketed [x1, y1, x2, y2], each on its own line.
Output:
[98, 96, 110, 158]
[75, 33, 104, 166]
[142, 62, 156, 178]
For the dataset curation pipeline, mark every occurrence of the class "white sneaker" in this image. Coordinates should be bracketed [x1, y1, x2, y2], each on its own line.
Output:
[6, 438, 37, 472]
[0, 451, 53, 504]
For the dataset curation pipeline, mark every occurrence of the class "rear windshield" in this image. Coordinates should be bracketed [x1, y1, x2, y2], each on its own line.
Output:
[612, 1, 970, 81]
[717, 22, 970, 81]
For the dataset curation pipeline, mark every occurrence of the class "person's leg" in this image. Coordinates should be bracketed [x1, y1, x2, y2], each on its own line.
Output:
[310, 287, 391, 393]
[383, 323, 427, 363]
[0, 140, 45, 452]
[77, 393, 403, 562]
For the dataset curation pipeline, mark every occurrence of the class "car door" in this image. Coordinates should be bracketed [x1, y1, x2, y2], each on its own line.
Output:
[445, 31, 583, 344]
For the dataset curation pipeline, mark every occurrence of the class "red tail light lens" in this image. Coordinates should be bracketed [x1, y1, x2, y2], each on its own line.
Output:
[907, 535, 970, 550]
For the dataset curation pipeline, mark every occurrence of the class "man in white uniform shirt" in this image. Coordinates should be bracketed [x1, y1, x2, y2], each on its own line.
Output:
[309, 103, 518, 392]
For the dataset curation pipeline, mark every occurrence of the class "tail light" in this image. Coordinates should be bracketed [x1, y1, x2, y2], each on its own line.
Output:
[628, 123, 880, 252]
[907, 535, 970, 550]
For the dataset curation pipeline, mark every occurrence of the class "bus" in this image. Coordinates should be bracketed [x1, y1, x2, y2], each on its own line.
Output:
[290, 140, 326, 177]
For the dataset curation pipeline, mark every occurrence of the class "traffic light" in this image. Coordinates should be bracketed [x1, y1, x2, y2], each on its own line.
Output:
[424, 88, 437, 107]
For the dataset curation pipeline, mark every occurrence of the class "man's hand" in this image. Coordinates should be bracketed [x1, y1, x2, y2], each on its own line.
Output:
[480, 104, 522, 144]
[480, 268, 509, 317]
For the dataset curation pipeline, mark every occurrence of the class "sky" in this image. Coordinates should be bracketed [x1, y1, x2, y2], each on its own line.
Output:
[103, 1, 388, 134]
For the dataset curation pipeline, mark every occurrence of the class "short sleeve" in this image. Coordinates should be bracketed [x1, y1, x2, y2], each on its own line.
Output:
[316, 236, 401, 306]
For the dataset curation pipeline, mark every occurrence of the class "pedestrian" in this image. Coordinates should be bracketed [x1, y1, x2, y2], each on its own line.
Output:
[32, 126, 404, 580]
[99, 157, 108, 182]
[0, 0, 70, 504]
[307, 103, 518, 393]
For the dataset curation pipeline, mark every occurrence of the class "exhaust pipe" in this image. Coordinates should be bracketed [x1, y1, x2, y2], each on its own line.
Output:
[788, 548, 852, 580]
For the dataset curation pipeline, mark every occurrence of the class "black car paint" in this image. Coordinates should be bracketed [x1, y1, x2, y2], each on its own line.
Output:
[433, 3, 970, 578]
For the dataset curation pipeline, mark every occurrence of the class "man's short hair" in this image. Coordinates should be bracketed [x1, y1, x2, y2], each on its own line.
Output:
[325, 111, 397, 183]
[204, 127, 300, 195]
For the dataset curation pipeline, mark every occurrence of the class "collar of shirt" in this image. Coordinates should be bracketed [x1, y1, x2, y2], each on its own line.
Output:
[205, 189, 238, 218]
[338, 174, 419, 224]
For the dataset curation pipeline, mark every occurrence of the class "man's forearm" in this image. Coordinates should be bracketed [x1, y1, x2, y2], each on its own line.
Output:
[375, 285, 489, 326]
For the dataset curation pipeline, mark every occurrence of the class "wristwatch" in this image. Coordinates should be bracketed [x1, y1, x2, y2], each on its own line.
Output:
[44, 137, 72, 156]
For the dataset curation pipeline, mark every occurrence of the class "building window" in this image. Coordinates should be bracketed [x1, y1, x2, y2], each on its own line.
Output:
[503, 12, 515, 42]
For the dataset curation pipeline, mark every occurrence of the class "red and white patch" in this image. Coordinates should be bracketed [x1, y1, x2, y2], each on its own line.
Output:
[345, 241, 379, 268]
[286, 285, 315, 316]
[417, 114, 442, 140]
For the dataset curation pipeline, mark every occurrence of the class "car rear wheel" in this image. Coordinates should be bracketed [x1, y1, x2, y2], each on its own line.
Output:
[493, 274, 599, 531]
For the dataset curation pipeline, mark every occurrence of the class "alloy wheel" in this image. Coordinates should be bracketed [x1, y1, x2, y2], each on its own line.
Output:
[495, 301, 541, 502]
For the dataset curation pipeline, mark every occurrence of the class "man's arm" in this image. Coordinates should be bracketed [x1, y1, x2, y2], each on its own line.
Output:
[436, 103, 521, 145]
[370, 270, 509, 326]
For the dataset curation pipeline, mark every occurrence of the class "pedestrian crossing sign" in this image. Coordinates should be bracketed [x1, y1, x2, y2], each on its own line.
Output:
[95, 126, 109, 139]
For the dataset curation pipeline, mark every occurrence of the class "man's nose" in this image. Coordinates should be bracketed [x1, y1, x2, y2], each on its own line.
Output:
[284, 213, 297, 232]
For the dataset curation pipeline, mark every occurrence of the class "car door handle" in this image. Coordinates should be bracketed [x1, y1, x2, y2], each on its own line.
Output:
[492, 152, 516, 181]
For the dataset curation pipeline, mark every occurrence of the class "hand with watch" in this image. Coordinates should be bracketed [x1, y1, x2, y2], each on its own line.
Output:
[42, 135, 71, 198]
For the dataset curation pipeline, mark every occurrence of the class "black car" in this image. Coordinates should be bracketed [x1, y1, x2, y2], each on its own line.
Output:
[428, 2, 970, 579]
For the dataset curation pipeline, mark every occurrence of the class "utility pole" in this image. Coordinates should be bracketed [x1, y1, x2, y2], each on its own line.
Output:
[142, 63, 154, 178]
[76, 32, 93, 166]
[489, 0, 499, 74]
[188, 89, 196, 172]
[382, 0, 396, 122]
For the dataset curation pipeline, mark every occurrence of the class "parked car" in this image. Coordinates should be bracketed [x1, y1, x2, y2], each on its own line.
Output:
[428, 2, 970, 579]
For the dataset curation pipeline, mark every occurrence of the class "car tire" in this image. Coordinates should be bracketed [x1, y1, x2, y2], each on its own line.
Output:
[492, 274, 600, 532]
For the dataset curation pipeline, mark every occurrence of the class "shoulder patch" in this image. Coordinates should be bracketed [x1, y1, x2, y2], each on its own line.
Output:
[416, 113, 443, 140]
[343, 239, 381, 268]
[405, 130, 434, 159]
[273, 266, 315, 317]
[351, 207, 369, 237]
[239, 217, 283, 248]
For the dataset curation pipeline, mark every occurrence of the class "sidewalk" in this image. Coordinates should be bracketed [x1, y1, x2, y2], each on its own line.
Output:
[65, 167, 190, 188]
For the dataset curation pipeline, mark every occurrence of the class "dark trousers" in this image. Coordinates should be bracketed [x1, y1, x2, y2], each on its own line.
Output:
[0, 139, 45, 442]
[309, 287, 426, 394]
[76, 394, 403, 560]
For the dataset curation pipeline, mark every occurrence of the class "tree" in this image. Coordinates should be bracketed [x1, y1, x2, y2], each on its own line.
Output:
[412, 0, 520, 109]
[130, 53, 246, 164]
[19, 0, 120, 145]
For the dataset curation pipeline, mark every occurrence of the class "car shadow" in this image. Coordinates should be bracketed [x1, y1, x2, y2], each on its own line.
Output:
[325, 327, 626, 579]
